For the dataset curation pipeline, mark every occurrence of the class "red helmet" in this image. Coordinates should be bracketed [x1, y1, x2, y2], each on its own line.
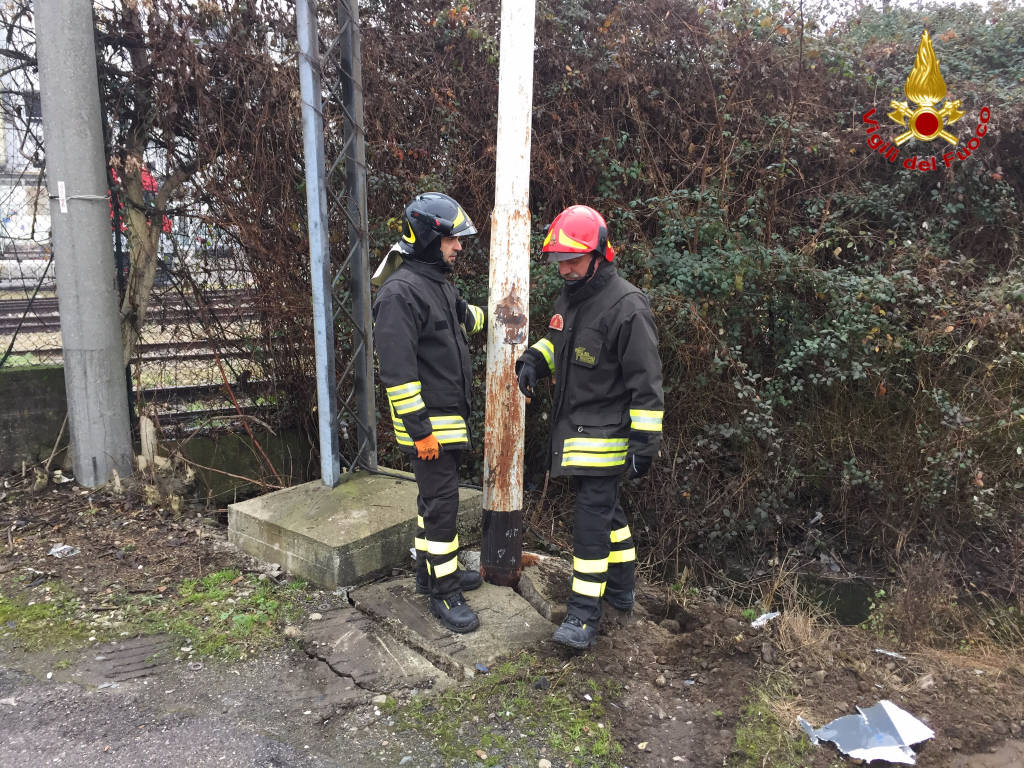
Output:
[541, 205, 615, 263]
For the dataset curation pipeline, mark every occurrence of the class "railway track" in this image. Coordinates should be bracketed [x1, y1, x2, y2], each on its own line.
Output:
[1, 288, 279, 426]
[14, 338, 262, 363]
[0, 289, 258, 335]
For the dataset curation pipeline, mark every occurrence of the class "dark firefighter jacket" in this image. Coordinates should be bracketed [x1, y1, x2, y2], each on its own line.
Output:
[518, 263, 664, 478]
[372, 258, 486, 453]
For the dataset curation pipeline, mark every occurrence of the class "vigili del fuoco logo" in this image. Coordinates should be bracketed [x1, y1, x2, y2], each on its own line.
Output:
[860, 30, 991, 171]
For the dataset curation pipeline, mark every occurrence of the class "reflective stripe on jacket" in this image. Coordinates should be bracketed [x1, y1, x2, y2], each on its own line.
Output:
[523, 264, 664, 477]
[372, 259, 485, 453]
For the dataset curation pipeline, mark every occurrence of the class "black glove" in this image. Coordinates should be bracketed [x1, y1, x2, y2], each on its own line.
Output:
[455, 297, 469, 327]
[626, 453, 652, 480]
[516, 358, 539, 399]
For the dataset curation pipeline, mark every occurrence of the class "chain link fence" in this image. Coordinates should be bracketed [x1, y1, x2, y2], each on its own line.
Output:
[0, 150, 271, 435]
[126, 216, 268, 434]
[1, 74, 56, 369]
[0, 3, 376, 491]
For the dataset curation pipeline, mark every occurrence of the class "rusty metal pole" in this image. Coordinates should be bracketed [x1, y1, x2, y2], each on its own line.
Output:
[481, 0, 536, 586]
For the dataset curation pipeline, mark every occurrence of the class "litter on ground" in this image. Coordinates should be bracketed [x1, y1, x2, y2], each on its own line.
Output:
[798, 699, 935, 765]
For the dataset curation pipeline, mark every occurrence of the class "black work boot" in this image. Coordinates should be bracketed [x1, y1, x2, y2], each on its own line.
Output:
[429, 591, 479, 633]
[416, 566, 483, 595]
[552, 614, 598, 650]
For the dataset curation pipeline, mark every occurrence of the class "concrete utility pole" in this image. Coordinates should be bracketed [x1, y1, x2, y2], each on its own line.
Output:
[481, 0, 536, 586]
[36, 0, 133, 487]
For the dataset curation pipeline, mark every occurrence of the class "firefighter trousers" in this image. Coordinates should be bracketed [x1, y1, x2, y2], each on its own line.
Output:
[411, 450, 463, 597]
[567, 475, 637, 624]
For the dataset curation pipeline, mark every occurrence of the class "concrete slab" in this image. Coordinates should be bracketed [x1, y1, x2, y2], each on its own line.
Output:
[227, 470, 482, 589]
[256, 654, 368, 719]
[303, 606, 455, 693]
[351, 578, 555, 680]
[517, 553, 573, 625]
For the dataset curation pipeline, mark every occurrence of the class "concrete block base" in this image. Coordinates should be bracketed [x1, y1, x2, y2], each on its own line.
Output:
[227, 469, 482, 589]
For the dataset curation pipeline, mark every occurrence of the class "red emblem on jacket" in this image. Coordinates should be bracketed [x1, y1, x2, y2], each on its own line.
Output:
[549, 313, 564, 331]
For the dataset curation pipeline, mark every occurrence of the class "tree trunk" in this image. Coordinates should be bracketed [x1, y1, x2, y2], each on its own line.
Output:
[117, 159, 189, 366]
[118, 169, 163, 366]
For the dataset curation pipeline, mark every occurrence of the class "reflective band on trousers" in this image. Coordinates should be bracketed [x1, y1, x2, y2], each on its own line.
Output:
[608, 547, 636, 564]
[425, 534, 459, 556]
[629, 408, 664, 432]
[532, 338, 555, 373]
[610, 525, 631, 543]
[571, 577, 606, 598]
[573, 556, 608, 574]
[433, 555, 458, 578]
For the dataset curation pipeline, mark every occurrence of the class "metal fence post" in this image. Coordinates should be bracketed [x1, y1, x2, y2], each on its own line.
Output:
[297, 0, 342, 486]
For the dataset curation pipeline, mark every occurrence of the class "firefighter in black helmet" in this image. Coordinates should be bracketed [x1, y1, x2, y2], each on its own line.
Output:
[372, 192, 486, 633]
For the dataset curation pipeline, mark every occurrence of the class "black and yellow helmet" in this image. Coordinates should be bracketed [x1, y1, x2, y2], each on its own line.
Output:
[399, 192, 477, 262]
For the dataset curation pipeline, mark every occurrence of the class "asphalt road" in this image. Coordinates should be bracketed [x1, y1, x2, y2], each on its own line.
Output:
[0, 659, 349, 768]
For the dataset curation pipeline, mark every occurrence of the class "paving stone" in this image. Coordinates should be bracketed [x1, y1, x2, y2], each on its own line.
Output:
[351, 578, 555, 679]
[304, 606, 454, 692]
[517, 553, 572, 625]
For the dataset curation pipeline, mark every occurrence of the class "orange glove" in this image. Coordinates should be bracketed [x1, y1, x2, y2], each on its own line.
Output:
[414, 433, 440, 460]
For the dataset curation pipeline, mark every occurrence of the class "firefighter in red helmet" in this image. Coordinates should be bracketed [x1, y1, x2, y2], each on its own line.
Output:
[516, 205, 664, 649]
[373, 192, 487, 634]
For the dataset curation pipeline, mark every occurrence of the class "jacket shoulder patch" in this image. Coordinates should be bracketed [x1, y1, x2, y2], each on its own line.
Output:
[549, 313, 564, 331]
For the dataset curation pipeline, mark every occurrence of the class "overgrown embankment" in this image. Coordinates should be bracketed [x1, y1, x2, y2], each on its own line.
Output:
[357, 0, 1024, 597]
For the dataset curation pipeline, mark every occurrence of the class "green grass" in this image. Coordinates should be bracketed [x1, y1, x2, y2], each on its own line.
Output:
[124, 569, 311, 658]
[731, 682, 816, 768]
[395, 651, 623, 767]
[0, 585, 97, 650]
[1, 569, 314, 659]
